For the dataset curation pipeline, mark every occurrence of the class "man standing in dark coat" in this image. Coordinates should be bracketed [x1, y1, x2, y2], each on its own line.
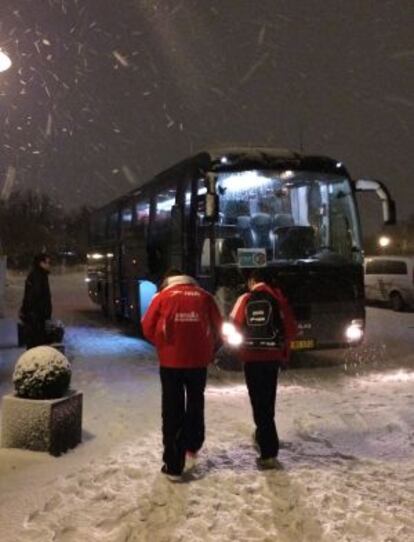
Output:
[19, 253, 52, 349]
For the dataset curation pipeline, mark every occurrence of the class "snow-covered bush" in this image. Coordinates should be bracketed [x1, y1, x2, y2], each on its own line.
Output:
[13, 346, 72, 399]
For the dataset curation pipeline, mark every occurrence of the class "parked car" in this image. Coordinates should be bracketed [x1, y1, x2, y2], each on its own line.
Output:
[364, 255, 414, 311]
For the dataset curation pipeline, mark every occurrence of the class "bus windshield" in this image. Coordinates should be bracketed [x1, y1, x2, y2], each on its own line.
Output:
[214, 169, 362, 265]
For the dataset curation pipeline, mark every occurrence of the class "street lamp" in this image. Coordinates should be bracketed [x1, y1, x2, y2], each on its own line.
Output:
[378, 235, 391, 248]
[0, 50, 12, 72]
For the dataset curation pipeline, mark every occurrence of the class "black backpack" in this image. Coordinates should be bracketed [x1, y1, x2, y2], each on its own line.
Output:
[243, 290, 284, 349]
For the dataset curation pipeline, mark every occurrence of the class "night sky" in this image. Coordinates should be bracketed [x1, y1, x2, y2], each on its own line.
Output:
[0, 1, 413, 228]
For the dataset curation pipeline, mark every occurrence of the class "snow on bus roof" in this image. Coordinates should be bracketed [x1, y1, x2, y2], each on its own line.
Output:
[96, 147, 345, 210]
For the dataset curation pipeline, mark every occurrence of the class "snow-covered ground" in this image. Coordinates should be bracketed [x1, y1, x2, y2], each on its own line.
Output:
[0, 270, 413, 542]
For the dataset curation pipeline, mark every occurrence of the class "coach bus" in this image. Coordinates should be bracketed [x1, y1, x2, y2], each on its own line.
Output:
[86, 147, 395, 350]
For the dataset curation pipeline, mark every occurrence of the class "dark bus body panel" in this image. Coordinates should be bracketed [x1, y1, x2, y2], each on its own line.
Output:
[277, 264, 365, 349]
[210, 263, 365, 350]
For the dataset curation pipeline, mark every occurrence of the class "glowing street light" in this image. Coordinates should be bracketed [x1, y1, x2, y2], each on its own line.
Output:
[0, 50, 12, 72]
[378, 235, 391, 248]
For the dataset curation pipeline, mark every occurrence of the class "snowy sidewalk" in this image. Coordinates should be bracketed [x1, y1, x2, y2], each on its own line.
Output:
[1, 329, 414, 542]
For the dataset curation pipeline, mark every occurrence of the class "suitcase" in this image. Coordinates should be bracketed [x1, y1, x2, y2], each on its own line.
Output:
[17, 320, 65, 347]
[45, 320, 65, 344]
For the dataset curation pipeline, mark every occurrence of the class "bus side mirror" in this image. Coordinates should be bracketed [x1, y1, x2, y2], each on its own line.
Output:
[386, 199, 396, 226]
[204, 193, 219, 222]
[355, 179, 396, 226]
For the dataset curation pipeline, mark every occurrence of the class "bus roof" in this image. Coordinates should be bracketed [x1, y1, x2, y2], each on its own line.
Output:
[97, 146, 349, 211]
[200, 146, 347, 174]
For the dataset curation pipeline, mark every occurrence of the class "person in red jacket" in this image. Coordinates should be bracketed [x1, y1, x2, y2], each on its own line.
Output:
[141, 268, 223, 480]
[229, 269, 297, 469]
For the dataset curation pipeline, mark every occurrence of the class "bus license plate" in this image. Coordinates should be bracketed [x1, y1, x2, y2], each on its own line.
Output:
[291, 339, 315, 350]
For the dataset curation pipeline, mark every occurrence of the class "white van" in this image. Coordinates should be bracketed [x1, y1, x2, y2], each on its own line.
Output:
[364, 255, 414, 311]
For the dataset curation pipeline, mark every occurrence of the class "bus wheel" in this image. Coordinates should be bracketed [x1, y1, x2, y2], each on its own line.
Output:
[390, 292, 404, 312]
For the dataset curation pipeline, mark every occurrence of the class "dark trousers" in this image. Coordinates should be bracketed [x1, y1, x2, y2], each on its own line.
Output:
[24, 320, 47, 349]
[159, 366, 207, 475]
[244, 361, 280, 459]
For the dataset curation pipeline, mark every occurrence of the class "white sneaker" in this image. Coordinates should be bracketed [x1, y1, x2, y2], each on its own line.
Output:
[161, 465, 183, 482]
[185, 451, 198, 471]
[166, 473, 183, 482]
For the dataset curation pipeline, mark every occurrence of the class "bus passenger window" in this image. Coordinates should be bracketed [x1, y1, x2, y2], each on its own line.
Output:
[136, 200, 150, 229]
[155, 188, 176, 223]
[121, 206, 133, 233]
[107, 211, 119, 239]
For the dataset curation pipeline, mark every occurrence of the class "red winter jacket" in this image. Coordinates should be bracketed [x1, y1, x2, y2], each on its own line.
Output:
[230, 282, 297, 365]
[141, 275, 223, 368]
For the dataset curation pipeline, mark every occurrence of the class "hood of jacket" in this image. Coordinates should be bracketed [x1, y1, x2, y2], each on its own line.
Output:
[161, 274, 197, 290]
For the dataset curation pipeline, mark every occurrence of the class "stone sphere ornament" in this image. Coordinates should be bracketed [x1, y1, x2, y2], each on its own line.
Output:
[13, 346, 72, 399]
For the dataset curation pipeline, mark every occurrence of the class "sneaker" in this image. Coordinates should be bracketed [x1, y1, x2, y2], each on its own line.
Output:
[256, 457, 283, 470]
[185, 451, 198, 471]
[161, 465, 183, 482]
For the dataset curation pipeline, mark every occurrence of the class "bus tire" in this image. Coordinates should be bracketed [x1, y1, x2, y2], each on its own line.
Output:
[390, 291, 404, 312]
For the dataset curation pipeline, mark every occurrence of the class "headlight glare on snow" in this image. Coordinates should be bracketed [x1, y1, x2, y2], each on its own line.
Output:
[222, 321, 243, 347]
[345, 321, 364, 343]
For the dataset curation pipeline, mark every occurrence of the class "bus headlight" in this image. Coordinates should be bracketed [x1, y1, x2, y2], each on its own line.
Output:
[222, 322, 244, 347]
[345, 320, 364, 343]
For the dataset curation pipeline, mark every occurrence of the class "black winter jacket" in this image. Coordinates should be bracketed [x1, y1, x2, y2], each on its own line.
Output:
[20, 267, 52, 324]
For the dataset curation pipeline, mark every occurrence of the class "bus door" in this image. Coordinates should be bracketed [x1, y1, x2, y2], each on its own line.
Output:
[194, 176, 242, 313]
[192, 174, 216, 292]
[196, 225, 215, 292]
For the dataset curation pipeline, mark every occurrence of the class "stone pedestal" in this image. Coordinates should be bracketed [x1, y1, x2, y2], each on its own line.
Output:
[1, 390, 82, 456]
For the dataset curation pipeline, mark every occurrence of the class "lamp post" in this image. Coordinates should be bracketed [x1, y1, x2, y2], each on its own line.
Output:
[0, 50, 12, 72]
[0, 49, 12, 317]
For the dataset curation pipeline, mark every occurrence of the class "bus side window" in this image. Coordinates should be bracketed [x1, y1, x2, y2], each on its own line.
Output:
[184, 179, 206, 222]
[149, 185, 177, 275]
[121, 205, 133, 235]
[107, 210, 120, 240]
[155, 187, 177, 223]
[135, 200, 150, 231]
